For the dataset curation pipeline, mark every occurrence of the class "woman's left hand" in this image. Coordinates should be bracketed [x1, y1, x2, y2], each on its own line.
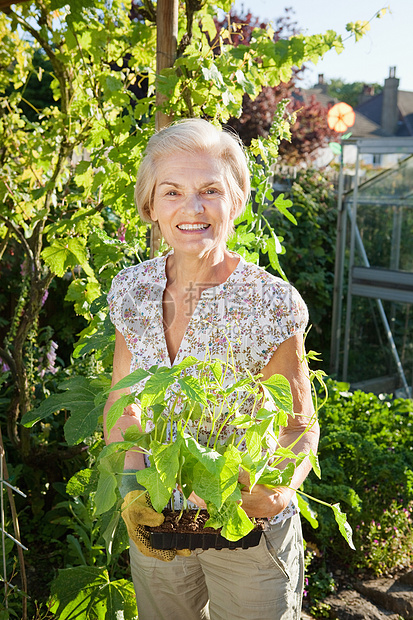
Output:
[238, 469, 293, 519]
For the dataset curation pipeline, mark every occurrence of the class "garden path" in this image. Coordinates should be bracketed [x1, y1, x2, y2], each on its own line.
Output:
[302, 569, 413, 619]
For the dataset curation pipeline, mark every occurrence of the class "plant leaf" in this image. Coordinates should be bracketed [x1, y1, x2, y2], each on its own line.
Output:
[66, 469, 99, 497]
[152, 436, 182, 492]
[50, 566, 138, 619]
[258, 462, 295, 488]
[95, 451, 125, 515]
[178, 376, 208, 405]
[206, 501, 254, 541]
[134, 465, 171, 513]
[110, 368, 151, 392]
[101, 509, 120, 558]
[261, 374, 293, 414]
[170, 356, 199, 375]
[192, 446, 240, 510]
[184, 435, 224, 475]
[309, 449, 321, 478]
[105, 393, 136, 437]
[245, 419, 272, 461]
[332, 503, 356, 550]
[21, 376, 105, 446]
[296, 493, 319, 529]
[139, 370, 176, 408]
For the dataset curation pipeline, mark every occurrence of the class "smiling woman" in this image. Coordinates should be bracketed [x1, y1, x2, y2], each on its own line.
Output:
[103, 118, 318, 620]
[134, 119, 250, 226]
[149, 152, 235, 260]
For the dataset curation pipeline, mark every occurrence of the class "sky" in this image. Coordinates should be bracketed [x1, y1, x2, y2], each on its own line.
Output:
[232, 0, 413, 92]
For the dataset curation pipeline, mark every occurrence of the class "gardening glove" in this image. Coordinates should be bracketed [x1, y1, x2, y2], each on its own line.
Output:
[121, 487, 191, 562]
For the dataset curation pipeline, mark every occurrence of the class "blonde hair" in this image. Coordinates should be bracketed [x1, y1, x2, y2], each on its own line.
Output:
[135, 118, 250, 223]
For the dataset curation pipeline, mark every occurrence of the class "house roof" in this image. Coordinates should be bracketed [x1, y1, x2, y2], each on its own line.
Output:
[353, 90, 413, 138]
[398, 90, 413, 136]
[299, 85, 337, 109]
[299, 73, 413, 140]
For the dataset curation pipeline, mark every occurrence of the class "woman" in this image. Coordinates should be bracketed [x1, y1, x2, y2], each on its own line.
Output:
[104, 118, 318, 620]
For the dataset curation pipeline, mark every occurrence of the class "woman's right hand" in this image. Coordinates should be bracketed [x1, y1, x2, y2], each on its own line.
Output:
[177, 485, 207, 509]
[187, 491, 207, 509]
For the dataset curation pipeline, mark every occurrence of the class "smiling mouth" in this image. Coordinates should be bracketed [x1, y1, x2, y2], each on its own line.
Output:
[177, 224, 210, 231]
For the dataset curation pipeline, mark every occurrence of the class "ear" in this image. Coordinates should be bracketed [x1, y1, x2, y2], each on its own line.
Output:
[149, 204, 158, 222]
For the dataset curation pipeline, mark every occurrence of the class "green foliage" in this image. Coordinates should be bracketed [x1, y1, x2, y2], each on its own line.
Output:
[102, 358, 305, 540]
[100, 355, 354, 546]
[22, 375, 110, 445]
[50, 567, 138, 619]
[354, 499, 413, 575]
[327, 78, 383, 108]
[304, 550, 335, 618]
[265, 168, 337, 362]
[303, 380, 413, 574]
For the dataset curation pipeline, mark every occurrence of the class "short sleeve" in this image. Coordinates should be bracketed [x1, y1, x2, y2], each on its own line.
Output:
[263, 279, 309, 352]
[107, 269, 127, 335]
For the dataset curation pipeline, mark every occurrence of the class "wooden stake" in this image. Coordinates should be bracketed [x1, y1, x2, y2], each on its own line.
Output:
[150, 0, 178, 257]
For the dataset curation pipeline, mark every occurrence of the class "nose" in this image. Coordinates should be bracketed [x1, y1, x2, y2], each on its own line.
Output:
[183, 192, 204, 214]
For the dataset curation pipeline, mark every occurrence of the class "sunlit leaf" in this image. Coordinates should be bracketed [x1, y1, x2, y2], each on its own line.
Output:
[332, 503, 356, 550]
[296, 493, 318, 529]
[261, 374, 294, 414]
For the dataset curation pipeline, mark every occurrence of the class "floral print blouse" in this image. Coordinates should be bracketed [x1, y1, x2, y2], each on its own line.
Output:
[108, 251, 308, 523]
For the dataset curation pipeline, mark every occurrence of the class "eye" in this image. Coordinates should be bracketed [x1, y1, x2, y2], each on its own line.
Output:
[166, 190, 178, 196]
[204, 188, 218, 195]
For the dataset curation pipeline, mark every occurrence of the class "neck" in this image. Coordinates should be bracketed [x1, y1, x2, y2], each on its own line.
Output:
[166, 248, 237, 292]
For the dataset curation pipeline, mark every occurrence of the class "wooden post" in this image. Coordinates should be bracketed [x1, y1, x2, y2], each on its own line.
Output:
[150, 0, 178, 257]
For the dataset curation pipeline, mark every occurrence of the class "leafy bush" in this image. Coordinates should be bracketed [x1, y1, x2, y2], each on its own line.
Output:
[266, 168, 337, 364]
[354, 499, 413, 575]
[303, 380, 413, 575]
[304, 548, 336, 618]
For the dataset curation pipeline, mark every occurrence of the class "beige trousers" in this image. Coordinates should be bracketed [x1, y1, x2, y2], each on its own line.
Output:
[129, 512, 304, 620]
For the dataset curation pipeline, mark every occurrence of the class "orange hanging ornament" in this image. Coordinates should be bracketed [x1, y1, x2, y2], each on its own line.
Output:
[327, 102, 355, 132]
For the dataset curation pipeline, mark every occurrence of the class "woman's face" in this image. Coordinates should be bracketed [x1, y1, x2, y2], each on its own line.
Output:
[150, 151, 236, 258]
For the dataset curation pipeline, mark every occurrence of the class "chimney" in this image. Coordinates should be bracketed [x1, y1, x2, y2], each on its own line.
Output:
[381, 66, 400, 135]
[316, 73, 327, 93]
[359, 84, 375, 104]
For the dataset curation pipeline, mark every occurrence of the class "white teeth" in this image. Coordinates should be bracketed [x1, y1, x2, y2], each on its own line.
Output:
[177, 224, 209, 230]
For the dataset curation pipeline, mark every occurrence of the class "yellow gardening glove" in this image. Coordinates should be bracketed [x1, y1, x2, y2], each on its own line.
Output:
[121, 489, 191, 562]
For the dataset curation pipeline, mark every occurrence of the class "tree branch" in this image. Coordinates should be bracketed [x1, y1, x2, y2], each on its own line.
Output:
[6, 6, 71, 114]
[0, 213, 34, 263]
[0, 228, 10, 261]
[140, 0, 156, 23]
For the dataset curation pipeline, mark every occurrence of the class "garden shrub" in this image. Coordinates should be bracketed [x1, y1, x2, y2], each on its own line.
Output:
[266, 168, 337, 365]
[303, 379, 413, 575]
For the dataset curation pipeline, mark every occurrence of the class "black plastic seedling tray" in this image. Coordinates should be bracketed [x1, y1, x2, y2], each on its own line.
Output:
[150, 527, 264, 551]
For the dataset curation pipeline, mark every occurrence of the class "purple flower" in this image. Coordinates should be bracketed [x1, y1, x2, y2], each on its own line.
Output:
[117, 223, 126, 242]
[38, 340, 58, 377]
[41, 290, 49, 307]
